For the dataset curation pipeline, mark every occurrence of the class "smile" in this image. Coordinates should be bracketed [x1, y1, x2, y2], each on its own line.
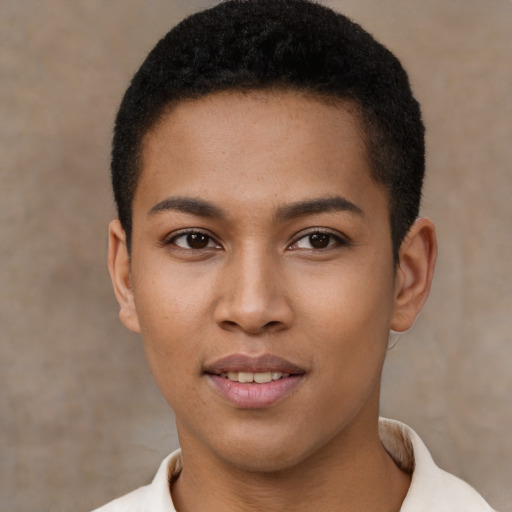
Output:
[220, 371, 290, 383]
[204, 353, 305, 408]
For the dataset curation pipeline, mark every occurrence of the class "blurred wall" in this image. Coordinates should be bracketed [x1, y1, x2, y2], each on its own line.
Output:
[1, 1, 510, 511]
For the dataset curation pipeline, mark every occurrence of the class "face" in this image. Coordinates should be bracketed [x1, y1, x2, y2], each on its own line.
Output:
[110, 91, 425, 473]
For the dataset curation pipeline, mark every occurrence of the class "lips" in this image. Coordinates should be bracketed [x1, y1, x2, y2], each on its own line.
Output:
[204, 353, 306, 408]
[205, 352, 304, 373]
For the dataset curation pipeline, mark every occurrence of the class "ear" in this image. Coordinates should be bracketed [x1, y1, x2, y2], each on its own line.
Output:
[108, 219, 141, 333]
[391, 217, 437, 332]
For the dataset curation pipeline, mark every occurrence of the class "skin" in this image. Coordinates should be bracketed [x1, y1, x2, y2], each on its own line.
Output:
[109, 90, 437, 512]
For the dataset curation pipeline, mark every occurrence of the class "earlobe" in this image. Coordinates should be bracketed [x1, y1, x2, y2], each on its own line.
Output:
[391, 217, 437, 333]
[108, 220, 141, 333]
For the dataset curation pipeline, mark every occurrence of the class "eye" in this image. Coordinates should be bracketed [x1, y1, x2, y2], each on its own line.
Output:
[169, 231, 220, 250]
[289, 231, 345, 250]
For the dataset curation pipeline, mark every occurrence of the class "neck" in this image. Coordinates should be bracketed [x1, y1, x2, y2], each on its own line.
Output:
[171, 416, 410, 512]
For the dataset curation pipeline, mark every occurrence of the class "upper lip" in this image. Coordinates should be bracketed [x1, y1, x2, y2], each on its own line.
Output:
[204, 353, 306, 375]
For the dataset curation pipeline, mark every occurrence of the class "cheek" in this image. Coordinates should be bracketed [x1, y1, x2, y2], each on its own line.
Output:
[295, 259, 395, 366]
[133, 254, 213, 331]
[298, 256, 394, 322]
[131, 266, 213, 388]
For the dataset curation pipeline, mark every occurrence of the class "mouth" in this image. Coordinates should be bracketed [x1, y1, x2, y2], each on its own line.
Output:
[218, 371, 291, 383]
[204, 353, 305, 408]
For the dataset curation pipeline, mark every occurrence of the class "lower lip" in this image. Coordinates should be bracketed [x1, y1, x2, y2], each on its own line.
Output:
[208, 374, 304, 408]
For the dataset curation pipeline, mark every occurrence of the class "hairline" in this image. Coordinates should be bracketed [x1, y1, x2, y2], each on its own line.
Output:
[128, 86, 394, 250]
[123, 82, 403, 268]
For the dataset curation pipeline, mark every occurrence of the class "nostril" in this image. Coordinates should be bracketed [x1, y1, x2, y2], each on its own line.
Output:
[218, 319, 283, 335]
[221, 320, 239, 330]
[213, 293, 294, 334]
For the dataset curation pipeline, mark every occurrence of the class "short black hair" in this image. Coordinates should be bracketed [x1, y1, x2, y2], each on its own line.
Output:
[112, 0, 424, 261]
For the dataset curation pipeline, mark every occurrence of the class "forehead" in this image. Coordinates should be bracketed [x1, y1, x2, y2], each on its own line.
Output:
[147, 89, 367, 155]
[136, 90, 384, 215]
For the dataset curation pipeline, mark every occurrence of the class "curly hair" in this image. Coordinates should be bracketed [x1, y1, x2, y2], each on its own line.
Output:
[112, 0, 424, 261]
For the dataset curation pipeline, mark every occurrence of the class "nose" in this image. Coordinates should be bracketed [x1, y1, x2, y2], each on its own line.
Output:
[213, 248, 293, 335]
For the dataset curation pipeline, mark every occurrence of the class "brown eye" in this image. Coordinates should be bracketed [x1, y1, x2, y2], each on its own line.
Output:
[171, 231, 219, 250]
[290, 230, 344, 251]
[308, 233, 330, 249]
[186, 233, 210, 249]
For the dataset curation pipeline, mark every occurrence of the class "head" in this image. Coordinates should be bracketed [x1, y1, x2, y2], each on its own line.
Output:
[111, 0, 425, 263]
[108, 0, 437, 477]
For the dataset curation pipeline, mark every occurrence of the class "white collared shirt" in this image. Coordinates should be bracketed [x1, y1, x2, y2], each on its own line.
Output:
[91, 418, 496, 512]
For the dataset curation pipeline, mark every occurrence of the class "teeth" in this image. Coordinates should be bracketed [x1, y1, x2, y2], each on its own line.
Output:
[254, 372, 272, 383]
[238, 372, 254, 383]
[221, 371, 289, 383]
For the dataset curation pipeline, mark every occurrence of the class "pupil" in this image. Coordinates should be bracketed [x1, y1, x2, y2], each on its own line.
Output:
[309, 233, 329, 248]
[187, 233, 209, 249]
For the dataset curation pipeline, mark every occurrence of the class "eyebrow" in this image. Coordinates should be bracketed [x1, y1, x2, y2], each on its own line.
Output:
[275, 196, 364, 222]
[148, 195, 364, 221]
[149, 196, 226, 218]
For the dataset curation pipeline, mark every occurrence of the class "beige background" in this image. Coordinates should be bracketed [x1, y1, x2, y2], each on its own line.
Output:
[1, 1, 511, 511]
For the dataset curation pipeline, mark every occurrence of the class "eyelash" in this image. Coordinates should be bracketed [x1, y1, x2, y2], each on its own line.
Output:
[165, 229, 221, 250]
[164, 228, 347, 252]
[288, 229, 347, 251]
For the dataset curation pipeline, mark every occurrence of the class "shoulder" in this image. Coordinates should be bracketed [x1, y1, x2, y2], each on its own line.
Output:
[90, 449, 182, 512]
[379, 418, 497, 512]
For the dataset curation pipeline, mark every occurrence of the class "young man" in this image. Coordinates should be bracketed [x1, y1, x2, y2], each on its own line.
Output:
[96, 1, 496, 510]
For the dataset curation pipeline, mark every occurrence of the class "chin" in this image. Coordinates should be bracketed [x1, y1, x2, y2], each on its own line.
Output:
[221, 445, 308, 474]
[211, 427, 322, 474]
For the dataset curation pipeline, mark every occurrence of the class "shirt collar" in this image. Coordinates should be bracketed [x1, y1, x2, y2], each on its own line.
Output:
[145, 418, 494, 512]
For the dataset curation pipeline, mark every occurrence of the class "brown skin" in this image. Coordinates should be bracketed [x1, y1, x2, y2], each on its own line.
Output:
[109, 91, 437, 512]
